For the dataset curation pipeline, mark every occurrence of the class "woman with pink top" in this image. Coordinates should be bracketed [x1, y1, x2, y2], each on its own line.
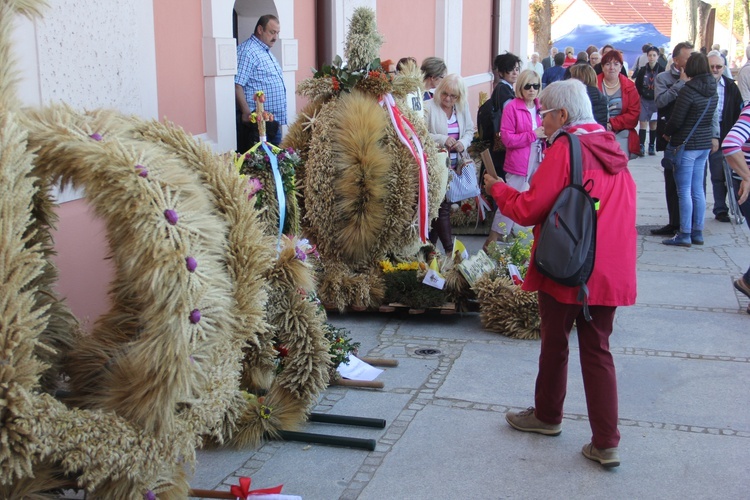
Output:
[486, 69, 545, 246]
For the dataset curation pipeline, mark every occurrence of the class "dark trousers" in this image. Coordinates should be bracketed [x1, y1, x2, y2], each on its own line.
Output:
[535, 292, 620, 449]
[236, 110, 281, 152]
[663, 146, 680, 227]
[429, 200, 453, 254]
[708, 151, 728, 215]
[730, 176, 750, 230]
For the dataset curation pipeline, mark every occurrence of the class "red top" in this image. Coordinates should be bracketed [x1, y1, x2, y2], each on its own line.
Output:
[562, 56, 577, 68]
[489, 123, 637, 307]
[596, 73, 640, 131]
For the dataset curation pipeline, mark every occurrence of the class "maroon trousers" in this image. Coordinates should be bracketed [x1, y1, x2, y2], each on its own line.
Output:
[534, 291, 620, 449]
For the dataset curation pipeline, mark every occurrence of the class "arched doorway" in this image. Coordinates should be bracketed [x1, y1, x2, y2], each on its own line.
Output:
[202, 0, 298, 151]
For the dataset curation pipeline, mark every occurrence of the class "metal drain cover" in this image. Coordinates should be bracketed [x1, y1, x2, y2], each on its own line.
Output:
[414, 348, 441, 356]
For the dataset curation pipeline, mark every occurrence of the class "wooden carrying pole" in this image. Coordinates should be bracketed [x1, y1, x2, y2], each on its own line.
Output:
[330, 378, 384, 389]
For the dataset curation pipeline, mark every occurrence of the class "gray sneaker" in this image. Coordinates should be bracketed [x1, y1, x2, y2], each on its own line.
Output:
[582, 442, 620, 468]
[505, 407, 562, 436]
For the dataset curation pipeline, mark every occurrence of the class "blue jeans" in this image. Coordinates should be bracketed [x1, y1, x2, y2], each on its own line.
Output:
[673, 148, 710, 234]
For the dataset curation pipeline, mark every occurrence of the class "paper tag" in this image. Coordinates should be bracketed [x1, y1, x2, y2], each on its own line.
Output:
[422, 269, 446, 290]
[336, 354, 383, 381]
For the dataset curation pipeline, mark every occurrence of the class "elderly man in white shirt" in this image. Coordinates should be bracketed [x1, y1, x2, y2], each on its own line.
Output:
[527, 52, 544, 79]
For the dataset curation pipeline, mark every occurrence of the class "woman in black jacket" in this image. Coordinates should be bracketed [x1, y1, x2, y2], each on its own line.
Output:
[634, 46, 664, 156]
[662, 53, 718, 247]
[569, 64, 608, 128]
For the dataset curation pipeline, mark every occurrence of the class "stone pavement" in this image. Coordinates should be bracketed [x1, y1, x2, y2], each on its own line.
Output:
[192, 151, 750, 499]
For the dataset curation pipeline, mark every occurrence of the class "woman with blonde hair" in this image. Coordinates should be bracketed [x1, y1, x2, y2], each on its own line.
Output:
[485, 69, 544, 246]
[423, 73, 475, 254]
[562, 46, 576, 68]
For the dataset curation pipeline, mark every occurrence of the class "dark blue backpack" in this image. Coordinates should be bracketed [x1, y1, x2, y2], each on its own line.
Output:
[533, 132, 597, 320]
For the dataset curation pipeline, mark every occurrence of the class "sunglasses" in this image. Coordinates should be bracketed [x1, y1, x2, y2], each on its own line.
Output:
[710, 65, 724, 70]
[524, 83, 541, 90]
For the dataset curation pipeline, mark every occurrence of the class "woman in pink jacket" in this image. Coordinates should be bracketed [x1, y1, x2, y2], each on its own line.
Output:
[486, 69, 545, 246]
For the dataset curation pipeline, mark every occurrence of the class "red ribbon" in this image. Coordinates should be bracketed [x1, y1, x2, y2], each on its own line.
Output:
[230, 477, 284, 499]
[379, 93, 429, 243]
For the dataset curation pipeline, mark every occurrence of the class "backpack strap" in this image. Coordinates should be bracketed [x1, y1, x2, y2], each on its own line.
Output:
[577, 284, 592, 322]
[561, 131, 594, 322]
[558, 131, 583, 185]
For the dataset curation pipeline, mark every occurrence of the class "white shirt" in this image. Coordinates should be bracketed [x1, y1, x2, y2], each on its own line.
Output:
[527, 61, 543, 79]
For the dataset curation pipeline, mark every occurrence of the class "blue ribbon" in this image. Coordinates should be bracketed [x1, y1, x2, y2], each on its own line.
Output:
[260, 141, 286, 246]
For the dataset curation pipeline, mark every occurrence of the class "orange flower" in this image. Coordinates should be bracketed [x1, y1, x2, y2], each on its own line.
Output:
[331, 76, 340, 91]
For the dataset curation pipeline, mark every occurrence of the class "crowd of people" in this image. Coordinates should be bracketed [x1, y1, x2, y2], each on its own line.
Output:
[235, 15, 750, 469]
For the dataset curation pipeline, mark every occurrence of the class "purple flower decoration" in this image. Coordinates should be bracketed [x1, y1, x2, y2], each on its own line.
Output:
[164, 209, 178, 225]
[246, 177, 263, 199]
[189, 309, 201, 324]
[185, 256, 198, 272]
[135, 165, 148, 178]
[295, 247, 307, 261]
[89, 133, 103, 141]
[144, 491, 156, 500]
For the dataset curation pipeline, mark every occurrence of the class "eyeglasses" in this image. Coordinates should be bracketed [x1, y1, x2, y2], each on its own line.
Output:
[524, 83, 541, 90]
[710, 65, 724, 70]
[540, 108, 559, 117]
[443, 93, 459, 100]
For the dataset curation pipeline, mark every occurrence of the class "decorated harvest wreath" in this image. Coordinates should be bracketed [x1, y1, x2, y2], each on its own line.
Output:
[284, 7, 450, 311]
[0, 1, 330, 497]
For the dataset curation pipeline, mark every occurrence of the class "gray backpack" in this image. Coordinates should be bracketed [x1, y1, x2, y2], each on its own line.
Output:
[533, 132, 597, 320]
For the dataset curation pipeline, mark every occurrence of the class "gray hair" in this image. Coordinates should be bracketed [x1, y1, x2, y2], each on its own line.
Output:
[707, 50, 722, 59]
[540, 79, 594, 125]
[421, 56, 447, 80]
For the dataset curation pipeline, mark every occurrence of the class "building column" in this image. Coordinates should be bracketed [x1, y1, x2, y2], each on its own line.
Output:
[435, 0, 463, 74]
[497, 0, 528, 59]
[202, 0, 236, 152]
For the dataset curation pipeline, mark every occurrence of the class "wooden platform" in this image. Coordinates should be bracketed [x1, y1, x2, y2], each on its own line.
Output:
[324, 302, 458, 315]
[377, 302, 457, 315]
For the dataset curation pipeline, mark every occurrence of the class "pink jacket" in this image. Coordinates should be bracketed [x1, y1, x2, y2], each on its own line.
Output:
[500, 97, 542, 177]
[490, 123, 637, 307]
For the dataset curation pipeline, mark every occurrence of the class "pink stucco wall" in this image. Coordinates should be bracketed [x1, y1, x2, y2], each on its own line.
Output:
[461, 0, 493, 76]
[377, 3, 437, 68]
[153, 0, 207, 135]
[49, 199, 114, 331]
[295, 1, 317, 114]
[462, 0, 494, 121]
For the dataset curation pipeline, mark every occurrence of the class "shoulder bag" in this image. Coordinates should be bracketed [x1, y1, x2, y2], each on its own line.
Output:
[661, 96, 714, 170]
